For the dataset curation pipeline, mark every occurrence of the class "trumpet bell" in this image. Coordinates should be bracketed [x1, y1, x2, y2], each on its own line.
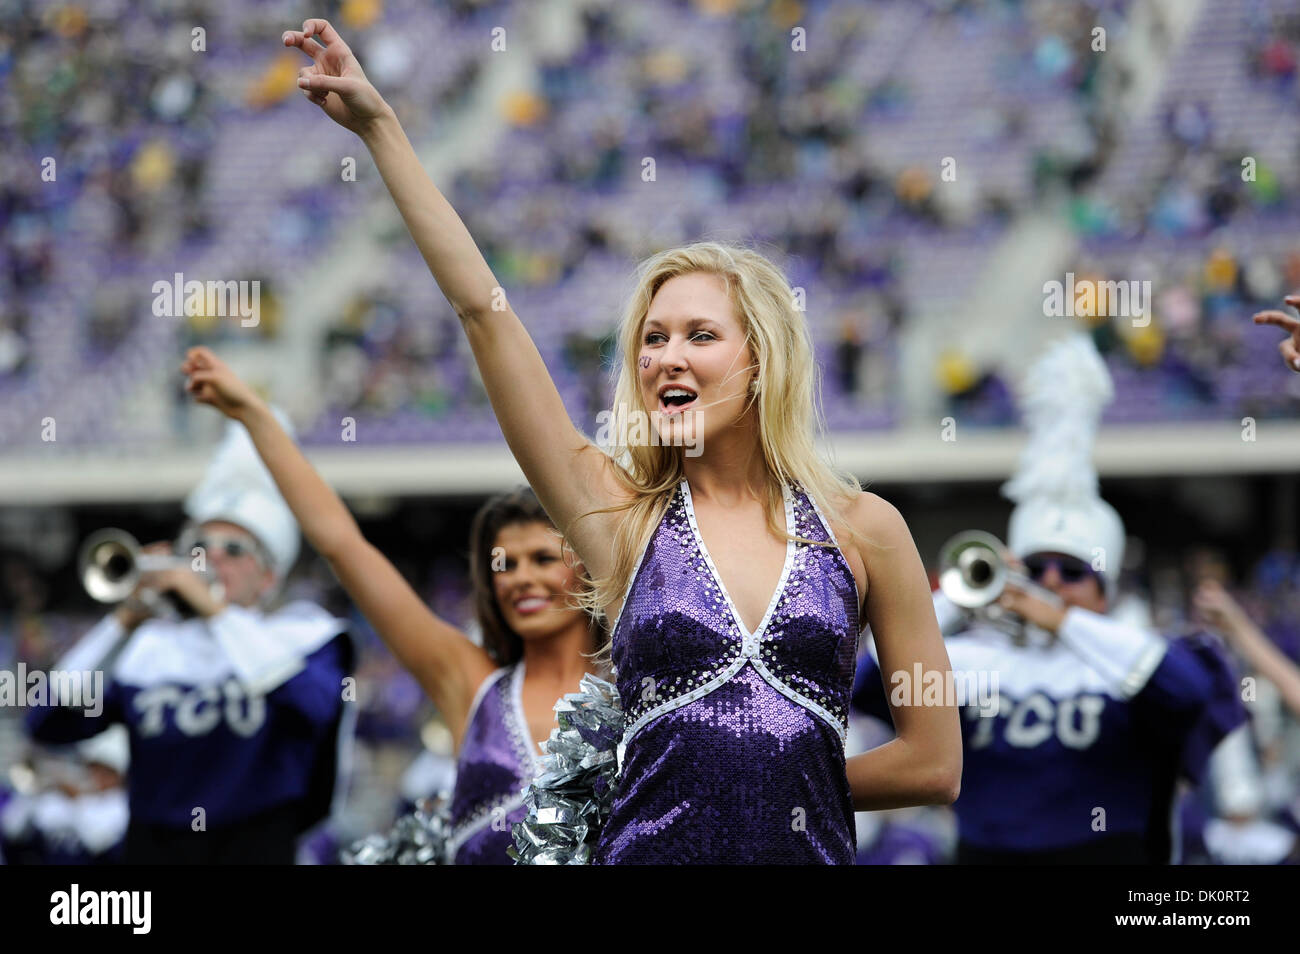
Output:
[78, 529, 191, 604]
[78, 528, 222, 615]
[79, 529, 143, 603]
[938, 530, 1009, 609]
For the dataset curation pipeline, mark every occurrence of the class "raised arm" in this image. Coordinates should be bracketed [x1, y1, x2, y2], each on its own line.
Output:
[284, 19, 625, 574]
[843, 494, 963, 810]
[1195, 579, 1300, 719]
[181, 346, 494, 745]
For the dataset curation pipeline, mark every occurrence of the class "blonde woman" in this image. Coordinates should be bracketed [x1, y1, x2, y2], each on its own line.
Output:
[286, 18, 961, 863]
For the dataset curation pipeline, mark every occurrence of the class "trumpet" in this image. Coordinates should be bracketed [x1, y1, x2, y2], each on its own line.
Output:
[937, 530, 1061, 640]
[78, 529, 220, 615]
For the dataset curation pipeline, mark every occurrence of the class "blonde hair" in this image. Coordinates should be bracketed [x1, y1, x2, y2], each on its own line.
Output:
[572, 240, 884, 647]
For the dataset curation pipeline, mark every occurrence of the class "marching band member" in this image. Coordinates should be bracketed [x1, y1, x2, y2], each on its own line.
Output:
[852, 334, 1247, 863]
[26, 417, 353, 864]
[0, 726, 129, 865]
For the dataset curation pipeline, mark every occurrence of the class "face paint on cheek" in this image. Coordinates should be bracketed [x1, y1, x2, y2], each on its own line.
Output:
[639, 355, 651, 369]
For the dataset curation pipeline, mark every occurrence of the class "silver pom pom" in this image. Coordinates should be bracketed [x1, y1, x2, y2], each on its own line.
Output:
[340, 794, 452, 865]
[509, 674, 622, 865]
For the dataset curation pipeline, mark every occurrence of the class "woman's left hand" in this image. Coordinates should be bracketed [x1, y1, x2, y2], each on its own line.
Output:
[1252, 295, 1300, 373]
[283, 19, 392, 135]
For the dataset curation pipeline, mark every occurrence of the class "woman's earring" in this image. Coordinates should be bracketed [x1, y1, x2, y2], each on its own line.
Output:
[749, 377, 760, 395]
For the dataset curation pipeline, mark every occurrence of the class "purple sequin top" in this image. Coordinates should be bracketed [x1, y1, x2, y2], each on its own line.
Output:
[447, 662, 541, 864]
[593, 478, 861, 864]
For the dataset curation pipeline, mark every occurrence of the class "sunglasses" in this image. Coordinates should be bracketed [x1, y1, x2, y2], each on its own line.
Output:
[1023, 554, 1095, 584]
[193, 534, 264, 563]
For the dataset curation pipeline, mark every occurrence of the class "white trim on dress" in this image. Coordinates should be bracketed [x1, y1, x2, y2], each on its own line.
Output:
[620, 480, 851, 751]
[679, 478, 795, 645]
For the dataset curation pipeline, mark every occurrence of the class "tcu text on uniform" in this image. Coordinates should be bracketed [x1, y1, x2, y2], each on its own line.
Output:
[132, 679, 266, 737]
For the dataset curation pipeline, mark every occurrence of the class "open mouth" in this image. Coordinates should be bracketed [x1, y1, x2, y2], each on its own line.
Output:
[513, 595, 551, 615]
[657, 385, 699, 417]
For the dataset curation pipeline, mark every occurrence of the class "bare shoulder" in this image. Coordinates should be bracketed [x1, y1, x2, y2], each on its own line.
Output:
[842, 490, 911, 549]
[820, 490, 908, 612]
[834, 491, 933, 632]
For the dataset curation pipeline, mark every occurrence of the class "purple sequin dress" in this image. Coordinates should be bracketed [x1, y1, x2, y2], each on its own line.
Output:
[594, 479, 861, 864]
[446, 662, 542, 864]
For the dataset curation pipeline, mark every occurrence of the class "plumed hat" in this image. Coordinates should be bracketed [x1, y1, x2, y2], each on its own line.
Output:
[183, 407, 300, 580]
[1002, 333, 1124, 601]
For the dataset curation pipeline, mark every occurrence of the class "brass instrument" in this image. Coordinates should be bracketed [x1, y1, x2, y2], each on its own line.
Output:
[937, 530, 1062, 641]
[78, 529, 220, 616]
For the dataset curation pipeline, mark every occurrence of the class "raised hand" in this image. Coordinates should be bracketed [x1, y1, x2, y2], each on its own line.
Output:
[280, 15, 626, 575]
[1192, 578, 1248, 636]
[283, 19, 391, 134]
[1252, 295, 1300, 373]
[181, 346, 264, 420]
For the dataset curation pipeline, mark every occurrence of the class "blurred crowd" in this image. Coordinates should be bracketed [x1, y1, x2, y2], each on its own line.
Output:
[16, 0, 1300, 445]
[318, 0, 1135, 435]
[937, 243, 1300, 425]
[0, 0, 505, 446]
